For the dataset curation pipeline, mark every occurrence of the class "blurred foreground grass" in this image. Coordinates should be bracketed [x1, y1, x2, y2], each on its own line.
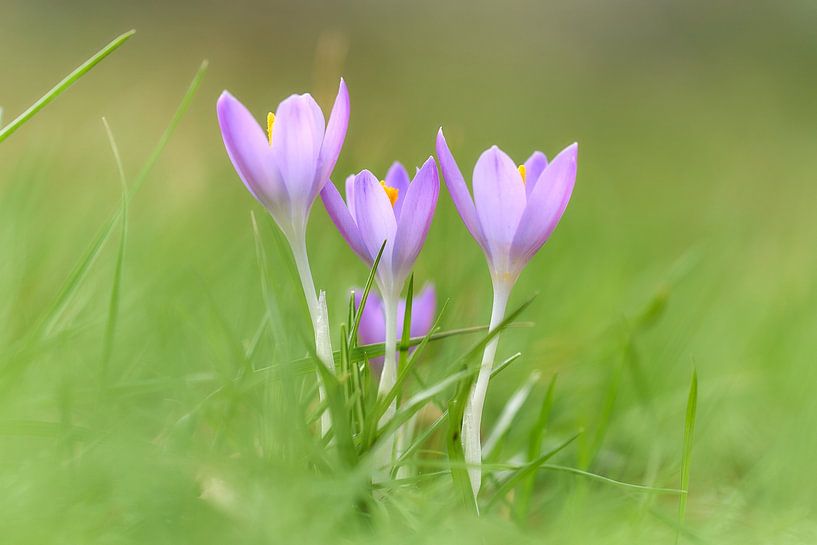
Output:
[2, 1, 817, 543]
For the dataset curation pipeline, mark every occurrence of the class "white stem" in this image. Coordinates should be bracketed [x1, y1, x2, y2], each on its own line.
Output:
[290, 231, 334, 437]
[462, 280, 512, 498]
[374, 291, 399, 471]
[378, 293, 399, 402]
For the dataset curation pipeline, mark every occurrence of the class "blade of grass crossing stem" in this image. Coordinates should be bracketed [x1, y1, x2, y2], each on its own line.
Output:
[486, 432, 581, 510]
[391, 350, 523, 476]
[398, 275, 414, 370]
[311, 349, 357, 466]
[374, 298, 449, 423]
[447, 363, 483, 509]
[515, 373, 557, 521]
[446, 296, 536, 512]
[262, 324, 530, 380]
[483, 371, 540, 459]
[676, 370, 698, 544]
[99, 118, 128, 387]
[0, 30, 135, 143]
[376, 370, 469, 451]
[349, 241, 386, 343]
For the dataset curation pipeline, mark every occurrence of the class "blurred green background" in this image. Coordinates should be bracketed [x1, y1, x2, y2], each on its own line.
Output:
[2, 0, 817, 543]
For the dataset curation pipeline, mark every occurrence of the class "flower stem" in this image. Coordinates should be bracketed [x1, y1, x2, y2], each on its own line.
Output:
[375, 291, 399, 469]
[290, 231, 334, 437]
[462, 280, 512, 498]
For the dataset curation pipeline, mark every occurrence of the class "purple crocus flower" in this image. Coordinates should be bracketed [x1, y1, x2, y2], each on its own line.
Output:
[322, 158, 439, 457]
[354, 284, 437, 371]
[320, 158, 440, 299]
[436, 128, 577, 498]
[436, 129, 577, 287]
[217, 79, 350, 241]
[216, 80, 350, 437]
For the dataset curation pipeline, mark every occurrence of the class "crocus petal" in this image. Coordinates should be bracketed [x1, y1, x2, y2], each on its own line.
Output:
[272, 94, 325, 206]
[354, 289, 385, 347]
[217, 92, 288, 210]
[314, 79, 350, 200]
[320, 181, 369, 262]
[391, 157, 439, 285]
[523, 151, 548, 197]
[352, 170, 397, 271]
[409, 283, 437, 338]
[473, 146, 527, 271]
[435, 129, 488, 251]
[385, 162, 411, 218]
[344, 174, 357, 220]
[510, 143, 577, 269]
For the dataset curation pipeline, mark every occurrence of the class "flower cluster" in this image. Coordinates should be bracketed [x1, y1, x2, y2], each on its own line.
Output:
[217, 79, 577, 500]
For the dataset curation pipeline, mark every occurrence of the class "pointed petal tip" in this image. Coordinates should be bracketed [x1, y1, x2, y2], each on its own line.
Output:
[354, 169, 379, 184]
[420, 155, 437, 170]
[436, 127, 447, 146]
[216, 90, 238, 111]
[556, 142, 579, 163]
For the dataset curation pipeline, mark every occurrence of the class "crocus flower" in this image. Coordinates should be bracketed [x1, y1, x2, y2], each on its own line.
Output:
[436, 129, 577, 287]
[436, 128, 577, 498]
[217, 79, 350, 242]
[354, 283, 437, 371]
[321, 159, 440, 298]
[322, 158, 439, 464]
[216, 80, 350, 437]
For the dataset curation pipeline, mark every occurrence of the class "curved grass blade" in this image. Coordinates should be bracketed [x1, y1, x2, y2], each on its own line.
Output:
[483, 371, 540, 459]
[677, 369, 698, 544]
[515, 373, 557, 521]
[389, 350, 525, 476]
[398, 274, 414, 369]
[349, 241, 386, 343]
[486, 432, 581, 510]
[372, 298, 449, 424]
[0, 61, 207, 390]
[99, 118, 128, 387]
[0, 30, 135, 143]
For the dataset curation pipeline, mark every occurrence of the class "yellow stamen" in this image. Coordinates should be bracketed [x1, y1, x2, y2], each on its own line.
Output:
[380, 180, 399, 207]
[267, 112, 275, 146]
[518, 164, 526, 183]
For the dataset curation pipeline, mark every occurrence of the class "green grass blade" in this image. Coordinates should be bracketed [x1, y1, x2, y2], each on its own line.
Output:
[539, 465, 684, 495]
[0, 60, 207, 390]
[398, 274, 414, 369]
[391, 351, 519, 476]
[486, 432, 581, 510]
[372, 299, 449, 424]
[482, 371, 539, 459]
[515, 373, 557, 521]
[349, 241, 386, 343]
[38, 60, 207, 340]
[99, 118, 128, 387]
[129, 60, 208, 197]
[0, 30, 135, 143]
[677, 369, 698, 544]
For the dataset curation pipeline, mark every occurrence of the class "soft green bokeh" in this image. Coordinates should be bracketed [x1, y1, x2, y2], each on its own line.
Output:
[2, 1, 817, 543]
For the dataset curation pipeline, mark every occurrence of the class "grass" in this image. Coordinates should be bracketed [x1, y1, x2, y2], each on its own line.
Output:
[3, 2, 817, 543]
